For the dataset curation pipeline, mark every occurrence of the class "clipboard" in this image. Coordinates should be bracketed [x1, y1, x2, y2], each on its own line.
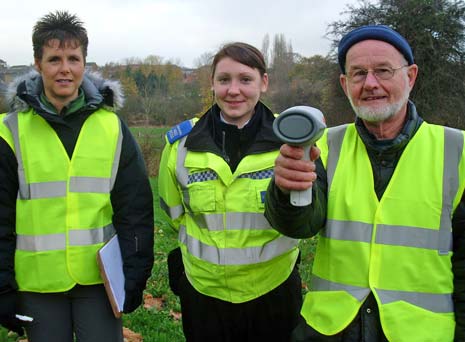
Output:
[97, 234, 125, 318]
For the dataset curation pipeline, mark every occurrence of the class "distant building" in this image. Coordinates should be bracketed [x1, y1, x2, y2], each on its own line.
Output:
[2, 65, 33, 83]
[181, 67, 196, 83]
[8, 65, 31, 74]
[85, 62, 99, 72]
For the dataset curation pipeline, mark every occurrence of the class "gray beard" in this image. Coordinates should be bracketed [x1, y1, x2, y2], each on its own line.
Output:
[348, 90, 410, 123]
[351, 101, 402, 122]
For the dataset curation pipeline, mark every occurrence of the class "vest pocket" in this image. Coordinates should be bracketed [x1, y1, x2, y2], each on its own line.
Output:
[381, 300, 454, 342]
[184, 185, 216, 213]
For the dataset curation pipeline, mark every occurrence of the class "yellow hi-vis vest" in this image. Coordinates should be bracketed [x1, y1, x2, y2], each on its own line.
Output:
[158, 122, 300, 303]
[301, 123, 465, 342]
[0, 109, 122, 292]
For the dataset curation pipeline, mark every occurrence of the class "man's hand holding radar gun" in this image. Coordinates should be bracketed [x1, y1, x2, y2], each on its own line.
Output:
[273, 106, 326, 206]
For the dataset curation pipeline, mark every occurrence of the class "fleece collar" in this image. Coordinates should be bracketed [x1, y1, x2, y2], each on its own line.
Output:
[5, 70, 124, 115]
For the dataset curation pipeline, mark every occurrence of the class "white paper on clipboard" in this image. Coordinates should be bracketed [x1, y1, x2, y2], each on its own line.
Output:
[97, 235, 125, 318]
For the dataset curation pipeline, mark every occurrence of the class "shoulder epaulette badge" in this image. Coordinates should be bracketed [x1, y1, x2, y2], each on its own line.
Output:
[166, 119, 195, 144]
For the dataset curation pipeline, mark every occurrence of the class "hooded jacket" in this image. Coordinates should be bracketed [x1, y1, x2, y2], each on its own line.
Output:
[0, 71, 154, 312]
[159, 102, 301, 303]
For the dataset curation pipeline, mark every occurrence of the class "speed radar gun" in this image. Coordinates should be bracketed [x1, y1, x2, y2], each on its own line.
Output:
[273, 106, 326, 206]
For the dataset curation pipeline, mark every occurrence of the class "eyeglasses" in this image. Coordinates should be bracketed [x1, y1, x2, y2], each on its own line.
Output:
[346, 65, 408, 83]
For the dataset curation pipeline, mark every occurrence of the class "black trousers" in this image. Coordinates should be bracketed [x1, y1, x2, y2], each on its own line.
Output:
[18, 284, 123, 342]
[177, 266, 302, 342]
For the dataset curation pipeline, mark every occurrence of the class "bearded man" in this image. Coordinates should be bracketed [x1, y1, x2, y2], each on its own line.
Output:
[265, 25, 465, 342]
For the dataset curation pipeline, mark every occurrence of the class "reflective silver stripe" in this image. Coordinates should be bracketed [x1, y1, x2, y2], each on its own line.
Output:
[228, 212, 272, 229]
[376, 224, 451, 251]
[192, 213, 223, 230]
[323, 219, 452, 251]
[326, 125, 348, 191]
[310, 276, 453, 313]
[311, 275, 370, 302]
[192, 212, 272, 231]
[110, 119, 123, 190]
[69, 176, 111, 193]
[16, 225, 115, 251]
[17, 233, 66, 251]
[4, 113, 30, 199]
[175, 137, 192, 211]
[176, 137, 189, 189]
[377, 288, 453, 313]
[439, 127, 463, 254]
[68, 224, 115, 246]
[27, 181, 67, 198]
[322, 219, 373, 243]
[160, 197, 184, 220]
[179, 225, 299, 265]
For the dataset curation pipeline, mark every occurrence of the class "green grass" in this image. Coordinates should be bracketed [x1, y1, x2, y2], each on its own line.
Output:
[0, 127, 318, 341]
[0, 329, 14, 342]
[122, 178, 184, 342]
[130, 126, 168, 177]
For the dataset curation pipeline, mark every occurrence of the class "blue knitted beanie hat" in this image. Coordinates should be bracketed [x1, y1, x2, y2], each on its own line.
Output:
[337, 25, 414, 74]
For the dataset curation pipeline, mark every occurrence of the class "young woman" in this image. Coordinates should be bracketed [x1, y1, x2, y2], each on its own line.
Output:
[159, 42, 302, 341]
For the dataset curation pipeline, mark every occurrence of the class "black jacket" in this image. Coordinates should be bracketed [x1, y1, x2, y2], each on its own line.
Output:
[265, 101, 465, 341]
[0, 71, 154, 313]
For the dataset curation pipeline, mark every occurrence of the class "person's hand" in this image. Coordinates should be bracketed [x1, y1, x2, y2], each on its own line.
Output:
[274, 144, 320, 193]
[123, 279, 144, 313]
[0, 291, 24, 336]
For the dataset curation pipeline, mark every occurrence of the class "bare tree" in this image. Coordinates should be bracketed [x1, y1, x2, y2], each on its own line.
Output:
[265, 34, 295, 112]
[261, 34, 270, 67]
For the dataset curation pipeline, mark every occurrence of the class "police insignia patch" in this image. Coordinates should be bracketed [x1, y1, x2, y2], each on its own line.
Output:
[166, 119, 195, 144]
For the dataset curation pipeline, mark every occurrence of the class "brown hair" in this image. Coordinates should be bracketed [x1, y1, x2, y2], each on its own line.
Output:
[32, 11, 88, 61]
[211, 42, 267, 78]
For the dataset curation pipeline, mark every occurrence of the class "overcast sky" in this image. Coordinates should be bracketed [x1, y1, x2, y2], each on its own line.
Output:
[2, 0, 360, 68]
